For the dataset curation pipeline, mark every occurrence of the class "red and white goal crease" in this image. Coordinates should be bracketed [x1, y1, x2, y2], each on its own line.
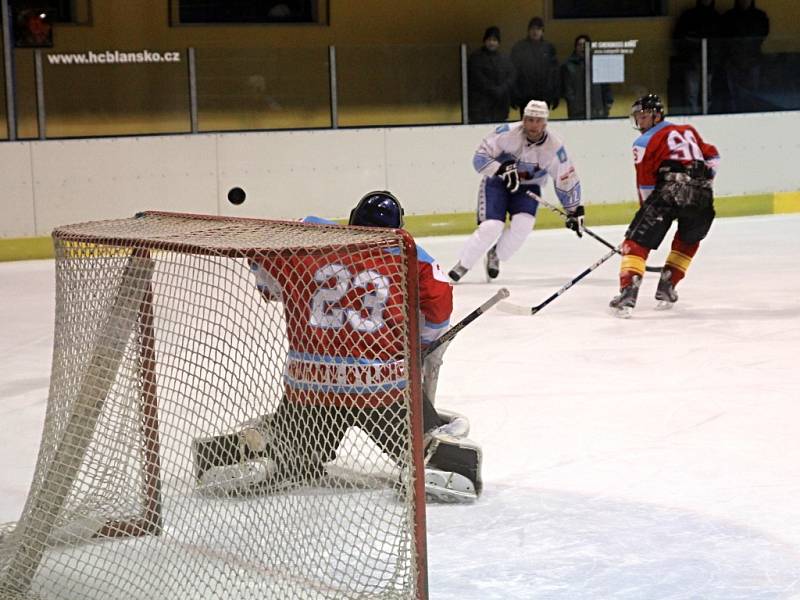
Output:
[0, 211, 429, 600]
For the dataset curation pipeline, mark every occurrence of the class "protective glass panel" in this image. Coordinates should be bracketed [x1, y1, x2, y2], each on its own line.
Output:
[0, 28, 6, 140]
[40, 48, 190, 138]
[195, 47, 331, 132]
[336, 44, 462, 127]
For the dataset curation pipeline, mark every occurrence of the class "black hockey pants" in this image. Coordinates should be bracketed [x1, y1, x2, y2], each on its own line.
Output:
[626, 179, 715, 249]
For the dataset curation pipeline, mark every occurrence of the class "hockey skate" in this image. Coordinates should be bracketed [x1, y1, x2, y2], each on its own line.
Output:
[609, 275, 642, 319]
[484, 245, 499, 281]
[654, 269, 678, 310]
[448, 262, 468, 282]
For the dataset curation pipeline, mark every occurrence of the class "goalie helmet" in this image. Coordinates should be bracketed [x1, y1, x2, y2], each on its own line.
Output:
[349, 191, 404, 229]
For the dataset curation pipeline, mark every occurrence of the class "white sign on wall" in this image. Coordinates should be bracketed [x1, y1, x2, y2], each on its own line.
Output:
[592, 54, 625, 83]
[590, 40, 637, 84]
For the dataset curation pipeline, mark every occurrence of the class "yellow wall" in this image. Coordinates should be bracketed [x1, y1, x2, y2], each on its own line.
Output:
[41, 1, 800, 49]
[5, 0, 799, 138]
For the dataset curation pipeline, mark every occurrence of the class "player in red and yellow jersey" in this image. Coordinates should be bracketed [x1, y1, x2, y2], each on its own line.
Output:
[611, 94, 720, 317]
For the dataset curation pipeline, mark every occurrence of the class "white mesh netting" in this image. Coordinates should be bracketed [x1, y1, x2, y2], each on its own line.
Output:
[0, 212, 426, 600]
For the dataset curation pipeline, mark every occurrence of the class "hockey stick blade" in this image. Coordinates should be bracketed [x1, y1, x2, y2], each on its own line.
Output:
[423, 287, 510, 357]
[524, 190, 661, 273]
[496, 301, 535, 316]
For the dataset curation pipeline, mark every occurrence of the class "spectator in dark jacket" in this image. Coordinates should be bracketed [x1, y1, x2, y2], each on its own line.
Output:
[468, 26, 516, 124]
[561, 34, 613, 119]
[719, 0, 769, 112]
[672, 0, 721, 113]
[510, 17, 559, 116]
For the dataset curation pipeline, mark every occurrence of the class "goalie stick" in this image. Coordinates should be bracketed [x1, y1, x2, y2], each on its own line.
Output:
[526, 190, 661, 273]
[423, 287, 510, 357]
[497, 246, 618, 315]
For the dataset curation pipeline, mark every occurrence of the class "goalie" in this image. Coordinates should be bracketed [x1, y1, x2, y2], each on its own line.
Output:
[194, 191, 482, 503]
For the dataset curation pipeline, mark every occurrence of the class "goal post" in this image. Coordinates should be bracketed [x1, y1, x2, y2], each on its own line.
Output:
[0, 211, 429, 600]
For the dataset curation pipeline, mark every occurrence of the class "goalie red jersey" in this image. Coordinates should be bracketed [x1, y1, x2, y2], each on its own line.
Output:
[632, 121, 720, 204]
[250, 228, 452, 408]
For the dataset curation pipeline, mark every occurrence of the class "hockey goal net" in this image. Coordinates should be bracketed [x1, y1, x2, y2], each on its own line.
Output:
[0, 211, 428, 600]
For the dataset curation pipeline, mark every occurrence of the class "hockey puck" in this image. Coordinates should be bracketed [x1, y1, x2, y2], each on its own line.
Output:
[227, 187, 246, 205]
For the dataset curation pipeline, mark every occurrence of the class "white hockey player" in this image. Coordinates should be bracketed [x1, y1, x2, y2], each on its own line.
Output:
[449, 99, 584, 282]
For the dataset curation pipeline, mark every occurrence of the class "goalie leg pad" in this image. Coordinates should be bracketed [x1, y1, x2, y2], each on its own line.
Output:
[193, 414, 279, 481]
[426, 434, 483, 497]
[193, 412, 325, 495]
[197, 457, 281, 496]
[193, 419, 286, 496]
[424, 469, 478, 504]
[430, 408, 470, 438]
[194, 431, 245, 482]
[422, 339, 449, 405]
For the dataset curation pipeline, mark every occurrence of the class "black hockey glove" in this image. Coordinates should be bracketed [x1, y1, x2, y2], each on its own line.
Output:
[565, 205, 585, 238]
[495, 160, 520, 193]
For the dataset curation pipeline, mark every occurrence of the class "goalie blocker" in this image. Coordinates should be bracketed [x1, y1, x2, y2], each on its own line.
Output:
[194, 401, 483, 504]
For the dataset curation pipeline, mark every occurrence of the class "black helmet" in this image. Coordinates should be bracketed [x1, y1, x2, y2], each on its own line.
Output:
[631, 93, 664, 114]
[349, 191, 404, 229]
[630, 93, 664, 129]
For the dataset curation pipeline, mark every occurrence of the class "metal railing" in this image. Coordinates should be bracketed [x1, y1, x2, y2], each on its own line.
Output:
[2, 36, 799, 141]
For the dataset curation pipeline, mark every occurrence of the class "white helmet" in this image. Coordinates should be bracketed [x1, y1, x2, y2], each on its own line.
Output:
[523, 100, 549, 120]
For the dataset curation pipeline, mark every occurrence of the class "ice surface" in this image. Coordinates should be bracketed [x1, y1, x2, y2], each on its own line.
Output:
[2, 215, 799, 599]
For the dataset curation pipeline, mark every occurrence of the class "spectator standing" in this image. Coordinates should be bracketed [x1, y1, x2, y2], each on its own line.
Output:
[561, 34, 613, 119]
[719, 0, 769, 112]
[510, 17, 560, 116]
[467, 26, 516, 124]
[672, 0, 721, 114]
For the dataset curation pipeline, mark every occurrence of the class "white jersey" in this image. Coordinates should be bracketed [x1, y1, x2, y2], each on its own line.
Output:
[472, 122, 582, 210]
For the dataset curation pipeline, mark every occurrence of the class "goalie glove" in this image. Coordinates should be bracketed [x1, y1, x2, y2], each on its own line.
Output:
[565, 205, 585, 238]
[495, 160, 520, 193]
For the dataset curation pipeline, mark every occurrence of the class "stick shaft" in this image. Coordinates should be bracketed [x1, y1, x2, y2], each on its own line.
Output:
[423, 287, 510, 357]
[529, 247, 618, 315]
[525, 190, 661, 273]
[526, 190, 614, 249]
